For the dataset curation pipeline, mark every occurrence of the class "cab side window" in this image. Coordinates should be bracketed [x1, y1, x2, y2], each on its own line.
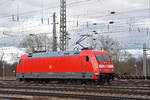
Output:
[86, 56, 89, 62]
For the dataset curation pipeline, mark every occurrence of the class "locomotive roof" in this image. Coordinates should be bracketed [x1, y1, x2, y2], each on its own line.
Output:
[27, 51, 81, 59]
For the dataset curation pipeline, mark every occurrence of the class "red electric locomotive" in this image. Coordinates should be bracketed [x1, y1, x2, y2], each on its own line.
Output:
[16, 50, 115, 83]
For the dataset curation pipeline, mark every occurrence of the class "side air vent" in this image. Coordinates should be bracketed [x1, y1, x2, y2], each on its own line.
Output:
[64, 53, 69, 55]
[27, 51, 81, 59]
[74, 52, 80, 54]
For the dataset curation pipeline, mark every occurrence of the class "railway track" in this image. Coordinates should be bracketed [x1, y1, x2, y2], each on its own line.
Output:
[0, 79, 150, 85]
[0, 80, 149, 100]
[0, 89, 149, 100]
[1, 80, 150, 92]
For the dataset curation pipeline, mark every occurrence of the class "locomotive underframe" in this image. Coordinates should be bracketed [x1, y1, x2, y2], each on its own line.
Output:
[99, 73, 115, 82]
[16, 72, 115, 84]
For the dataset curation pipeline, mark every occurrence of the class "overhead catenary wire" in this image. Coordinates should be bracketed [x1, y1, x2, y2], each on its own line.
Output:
[0, 0, 149, 21]
[0, 0, 149, 30]
[0, 0, 92, 19]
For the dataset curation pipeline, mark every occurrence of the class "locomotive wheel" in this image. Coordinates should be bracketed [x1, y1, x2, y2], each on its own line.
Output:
[24, 79, 31, 83]
[16, 78, 22, 82]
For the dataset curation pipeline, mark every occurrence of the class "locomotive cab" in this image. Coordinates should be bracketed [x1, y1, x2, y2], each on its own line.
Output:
[95, 54, 115, 82]
[81, 50, 115, 82]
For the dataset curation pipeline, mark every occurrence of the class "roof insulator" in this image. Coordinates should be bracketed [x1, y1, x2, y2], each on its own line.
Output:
[110, 11, 116, 14]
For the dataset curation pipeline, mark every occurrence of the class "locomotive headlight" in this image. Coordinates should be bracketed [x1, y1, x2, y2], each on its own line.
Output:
[99, 65, 105, 68]
[108, 65, 114, 68]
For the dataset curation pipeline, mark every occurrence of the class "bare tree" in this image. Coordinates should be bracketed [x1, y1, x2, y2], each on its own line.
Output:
[90, 35, 131, 62]
[0, 50, 5, 78]
[0, 51, 4, 61]
[19, 34, 53, 53]
[90, 34, 134, 74]
[10, 52, 19, 63]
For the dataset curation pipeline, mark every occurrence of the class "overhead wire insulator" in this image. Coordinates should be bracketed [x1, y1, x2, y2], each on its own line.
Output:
[17, 16, 19, 21]
[12, 15, 15, 21]
[77, 20, 78, 27]
[109, 21, 114, 24]
[87, 22, 89, 28]
[41, 18, 44, 24]
[48, 18, 49, 25]
[110, 11, 116, 14]
[93, 23, 97, 25]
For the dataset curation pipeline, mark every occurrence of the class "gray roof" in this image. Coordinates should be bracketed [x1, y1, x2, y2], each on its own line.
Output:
[27, 51, 81, 59]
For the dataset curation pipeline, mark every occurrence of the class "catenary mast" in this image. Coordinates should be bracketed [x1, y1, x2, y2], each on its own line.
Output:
[60, 0, 67, 51]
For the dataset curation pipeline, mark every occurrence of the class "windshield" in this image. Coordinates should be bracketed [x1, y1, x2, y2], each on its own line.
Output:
[96, 55, 111, 62]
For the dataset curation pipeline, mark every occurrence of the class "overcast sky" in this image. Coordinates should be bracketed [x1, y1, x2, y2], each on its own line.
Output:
[0, 0, 149, 33]
[0, 0, 150, 49]
[0, 0, 149, 21]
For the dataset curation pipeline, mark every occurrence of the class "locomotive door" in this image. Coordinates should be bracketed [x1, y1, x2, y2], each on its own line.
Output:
[21, 59, 25, 78]
[81, 56, 90, 78]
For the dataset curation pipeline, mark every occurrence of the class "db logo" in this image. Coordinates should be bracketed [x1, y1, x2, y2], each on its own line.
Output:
[49, 65, 52, 69]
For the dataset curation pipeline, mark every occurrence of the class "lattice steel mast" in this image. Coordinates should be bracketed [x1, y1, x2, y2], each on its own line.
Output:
[52, 12, 58, 51]
[60, 0, 67, 51]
